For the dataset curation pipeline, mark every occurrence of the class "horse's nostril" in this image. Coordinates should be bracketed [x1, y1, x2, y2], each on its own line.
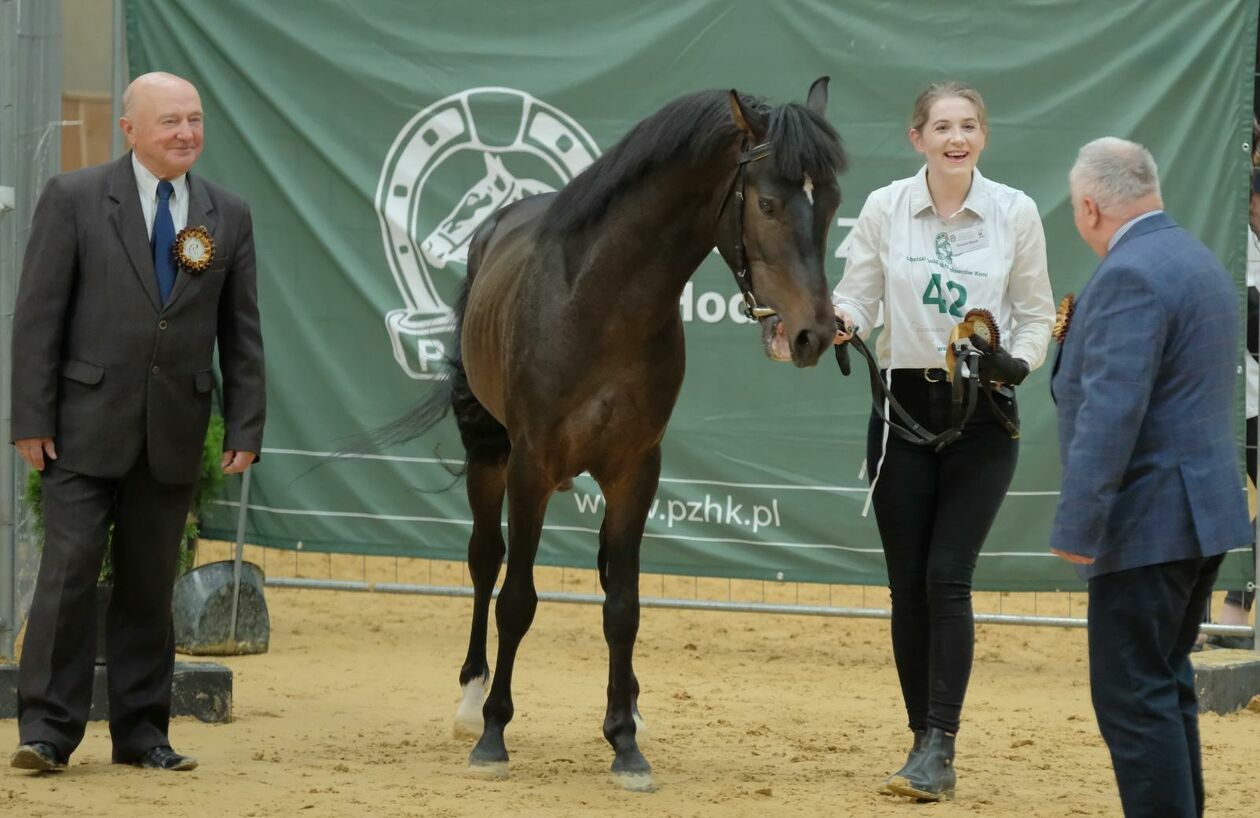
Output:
[794, 329, 812, 351]
[792, 328, 829, 363]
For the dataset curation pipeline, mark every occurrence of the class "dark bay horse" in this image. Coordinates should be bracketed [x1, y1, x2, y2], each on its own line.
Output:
[398, 78, 846, 791]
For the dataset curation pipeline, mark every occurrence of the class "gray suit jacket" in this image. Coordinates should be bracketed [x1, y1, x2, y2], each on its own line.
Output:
[10, 152, 265, 484]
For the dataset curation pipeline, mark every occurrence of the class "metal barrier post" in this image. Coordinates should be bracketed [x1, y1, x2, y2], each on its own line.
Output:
[229, 468, 252, 643]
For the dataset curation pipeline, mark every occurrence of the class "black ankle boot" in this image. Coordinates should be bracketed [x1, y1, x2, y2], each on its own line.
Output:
[878, 729, 925, 794]
[886, 727, 956, 801]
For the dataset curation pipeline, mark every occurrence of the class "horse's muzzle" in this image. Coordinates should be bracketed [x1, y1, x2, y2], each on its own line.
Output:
[789, 324, 831, 367]
[761, 316, 830, 367]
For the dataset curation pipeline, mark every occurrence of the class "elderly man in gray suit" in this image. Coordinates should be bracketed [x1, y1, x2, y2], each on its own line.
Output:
[9, 72, 265, 772]
[1050, 137, 1250, 817]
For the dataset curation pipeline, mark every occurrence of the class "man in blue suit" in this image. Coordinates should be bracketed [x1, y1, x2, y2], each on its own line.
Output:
[1050, 137, 1251, 818]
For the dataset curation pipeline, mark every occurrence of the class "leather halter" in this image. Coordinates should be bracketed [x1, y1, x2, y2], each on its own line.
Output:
[718, 139, 776, 321]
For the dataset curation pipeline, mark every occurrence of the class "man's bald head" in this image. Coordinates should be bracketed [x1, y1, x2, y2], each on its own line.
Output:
[119, 72, 204, 180]
[121, 72, 198, 117]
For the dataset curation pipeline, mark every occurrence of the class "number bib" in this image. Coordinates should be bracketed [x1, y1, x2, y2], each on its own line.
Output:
[885, 215, 1010, 368]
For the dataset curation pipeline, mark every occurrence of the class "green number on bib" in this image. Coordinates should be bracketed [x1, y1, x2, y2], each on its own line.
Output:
[946, 281, 967, 317]
[922, 273, 968, 317]
[921, 273, 946, 312]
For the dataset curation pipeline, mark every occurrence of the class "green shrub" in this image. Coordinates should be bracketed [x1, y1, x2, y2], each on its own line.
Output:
[25, 414, 227, 585]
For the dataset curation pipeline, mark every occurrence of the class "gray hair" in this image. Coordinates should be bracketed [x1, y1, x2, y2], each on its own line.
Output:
[1069, 137, 1161, 213]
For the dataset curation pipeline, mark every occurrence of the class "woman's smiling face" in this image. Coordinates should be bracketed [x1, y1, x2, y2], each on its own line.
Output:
[910, 96, 987, 183]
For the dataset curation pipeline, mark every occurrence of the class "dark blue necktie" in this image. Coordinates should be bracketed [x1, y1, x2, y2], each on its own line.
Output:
[153, 180, 176, 304]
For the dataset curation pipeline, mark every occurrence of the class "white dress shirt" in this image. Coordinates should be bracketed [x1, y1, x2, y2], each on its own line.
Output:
[1106, 209, 1163, 253]
[832, 166, 1055, 371]
[132, 152, 189, 239]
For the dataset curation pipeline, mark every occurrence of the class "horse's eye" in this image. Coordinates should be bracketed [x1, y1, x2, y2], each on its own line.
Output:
[757, 197, 774, 216]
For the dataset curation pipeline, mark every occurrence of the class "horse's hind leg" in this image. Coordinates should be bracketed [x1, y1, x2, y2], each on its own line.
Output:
[595, 446, 661, 792]
[468, 450, 552, 778]
[598, 524, 647, 743]
[454, 457, 507, 739]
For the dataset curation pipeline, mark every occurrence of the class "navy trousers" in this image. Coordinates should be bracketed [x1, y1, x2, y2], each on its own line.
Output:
[1087, 554, 1224, 818]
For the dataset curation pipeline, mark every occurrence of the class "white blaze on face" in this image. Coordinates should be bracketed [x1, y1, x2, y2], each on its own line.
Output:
[803, 173, 814, 206]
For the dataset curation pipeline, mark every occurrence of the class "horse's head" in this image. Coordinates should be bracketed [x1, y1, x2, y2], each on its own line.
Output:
[718, 77, 846, 368]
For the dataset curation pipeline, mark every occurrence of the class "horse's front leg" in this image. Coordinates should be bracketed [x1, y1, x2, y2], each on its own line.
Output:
[596, 446, 660, 792]
[467, 451, 551, 779]
[455, 458, 508, 738]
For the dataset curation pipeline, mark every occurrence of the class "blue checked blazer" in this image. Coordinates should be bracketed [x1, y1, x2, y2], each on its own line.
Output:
[1050, 212, 1250, 579]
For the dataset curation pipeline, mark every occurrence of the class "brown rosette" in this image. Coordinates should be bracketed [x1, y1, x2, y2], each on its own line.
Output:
[1052, 294, 1075, 343]
[173, 225, 214, 273]
[945, 307, 1000, 380]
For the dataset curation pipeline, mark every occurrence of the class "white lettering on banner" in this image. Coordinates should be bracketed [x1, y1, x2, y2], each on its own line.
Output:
[678, 281, 753, 324]
[696, 291, 726, 322]
[575, 491, 782, 534]
[832, 216, 859, 259]
[415, 339, 446, 372]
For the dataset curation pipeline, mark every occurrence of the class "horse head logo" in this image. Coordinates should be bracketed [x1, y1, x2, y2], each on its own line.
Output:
[935, 232, 954, 267]
[420, 154, 553, 270]
[376, 88, 601, 379]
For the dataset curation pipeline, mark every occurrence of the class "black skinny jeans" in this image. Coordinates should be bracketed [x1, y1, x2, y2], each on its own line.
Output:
[866, 369, 1019, 734]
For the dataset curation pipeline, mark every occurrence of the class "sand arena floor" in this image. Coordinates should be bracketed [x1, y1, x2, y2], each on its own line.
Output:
[3, 545, 1257, 817]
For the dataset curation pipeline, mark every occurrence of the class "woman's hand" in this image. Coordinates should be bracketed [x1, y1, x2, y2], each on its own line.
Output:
[834, 307, 855, 345]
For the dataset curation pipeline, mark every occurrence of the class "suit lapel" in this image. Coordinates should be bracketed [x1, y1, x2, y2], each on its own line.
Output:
[107, 153, 162, 312]
[165, 172, 219, 308]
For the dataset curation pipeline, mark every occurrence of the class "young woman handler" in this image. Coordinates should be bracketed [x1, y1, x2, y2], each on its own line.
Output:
[832, 81, 1055, 801]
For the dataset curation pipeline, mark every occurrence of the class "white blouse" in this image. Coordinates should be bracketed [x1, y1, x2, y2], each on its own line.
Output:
[832, 166, 1055, 371]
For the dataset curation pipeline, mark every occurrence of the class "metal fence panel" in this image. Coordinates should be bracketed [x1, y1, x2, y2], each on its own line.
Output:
[0, 0, 62, 660]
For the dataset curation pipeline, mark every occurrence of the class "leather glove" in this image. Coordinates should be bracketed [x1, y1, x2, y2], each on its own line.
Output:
[968, 334, 1029, 386]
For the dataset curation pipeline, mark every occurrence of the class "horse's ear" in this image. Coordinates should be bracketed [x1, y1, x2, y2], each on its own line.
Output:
[728, 90, 765, 143]
[484, 153, 507, 173]
[806, 76, 829, 116]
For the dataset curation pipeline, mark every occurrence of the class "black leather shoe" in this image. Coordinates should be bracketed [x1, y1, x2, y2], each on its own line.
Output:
[128, 745, 198, 771]
[886, 727, 956, 801]
[10, 741, 67, 771]
[878, 729, 925, 794]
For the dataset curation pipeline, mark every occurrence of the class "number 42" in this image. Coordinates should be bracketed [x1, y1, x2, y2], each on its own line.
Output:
[921, 273, 967, 318]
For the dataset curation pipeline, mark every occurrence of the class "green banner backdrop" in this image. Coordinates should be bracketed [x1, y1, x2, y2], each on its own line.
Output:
[127, 0, 1256, 590]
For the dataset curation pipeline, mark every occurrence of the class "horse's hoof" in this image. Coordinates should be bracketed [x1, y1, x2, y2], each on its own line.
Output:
[468, 739, 509, 781]
[453, 716, 482, 740]
[611, 754, 653, 793]
[467, 759, 510, 781]
[612, 769, 655, 793]
[453, 678, 487, 739]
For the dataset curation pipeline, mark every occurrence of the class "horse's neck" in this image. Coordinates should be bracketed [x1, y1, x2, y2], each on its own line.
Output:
[571, 151, 735, 319]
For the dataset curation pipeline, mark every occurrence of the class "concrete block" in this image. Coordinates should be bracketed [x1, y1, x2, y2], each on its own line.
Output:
[1192, 649, 1260, 715]
[0, 661, 232, 723]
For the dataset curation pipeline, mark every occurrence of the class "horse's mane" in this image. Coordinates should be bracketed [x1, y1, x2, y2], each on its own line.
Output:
[543, 89, 847, 234]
